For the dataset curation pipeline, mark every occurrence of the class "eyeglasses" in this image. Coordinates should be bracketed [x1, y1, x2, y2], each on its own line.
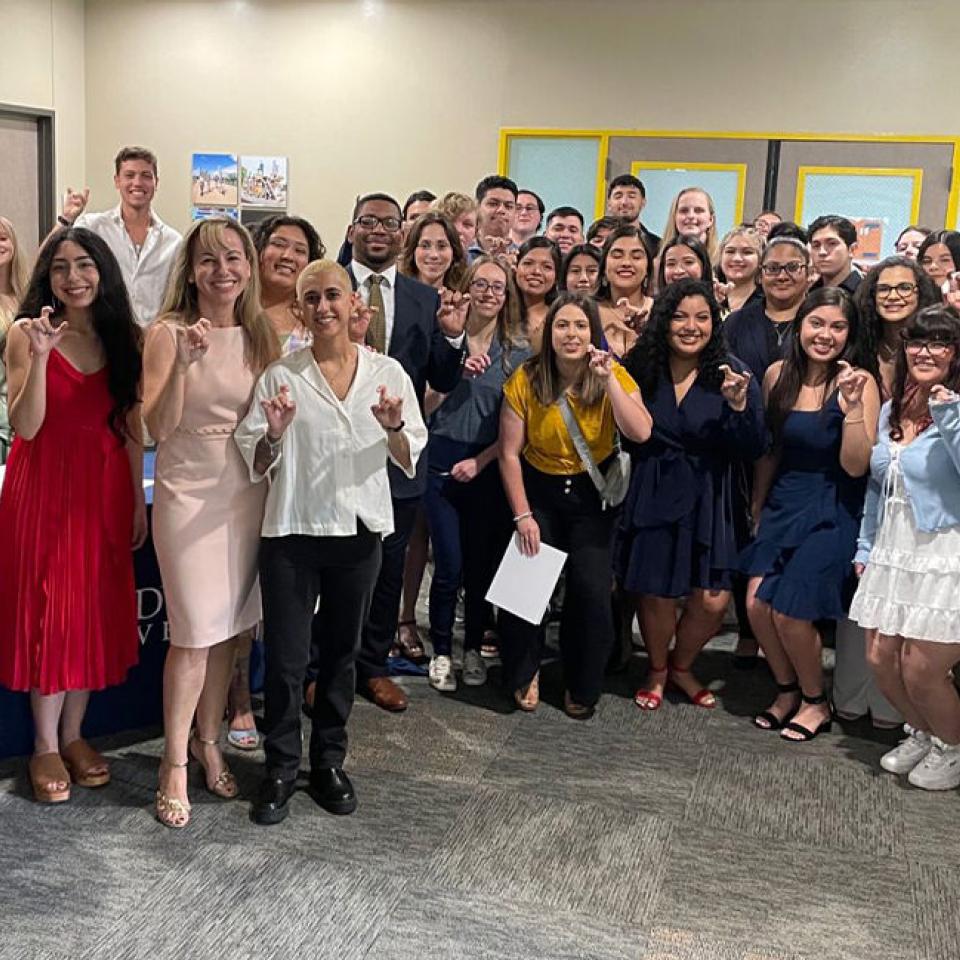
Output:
[903, 338, 955, 357]
[516, 203, 540, 215]
[355, 214, 402, 232]
[876, 282, 918, 299]
[470, 278, 507, 296]
[761, 261, 806, 277]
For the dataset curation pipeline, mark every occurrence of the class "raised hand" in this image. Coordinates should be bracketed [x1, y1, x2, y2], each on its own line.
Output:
[62, 187, 90, 223]
[371, 384, 404, 430]
[463, 353, 491, 379]
[450, 458, 479, 482]
[719, 363, 751, 411]
[349, 292, 374, 346]
[943, 273, 960, 312]
[929, 383, 959, 406]
[483, 235, 511, 256]
[837, 359, 869, 408]
[587, 344, 614, 379]
[615, 297, 649, 332]
[437, 287, 471, 338]
[261, 384, 297, 439]
[713, 280, 734, 305]
[23, 307, 69, 356]
[175, 318, 211, 370]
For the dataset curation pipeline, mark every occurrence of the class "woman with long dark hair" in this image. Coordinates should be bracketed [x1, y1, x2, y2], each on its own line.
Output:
[399, 210, 466, 292]
[498, 293, 652, 717]
[656, 236, 714, 291]
[619, 279, 766, 710]
[560, 243, 602, 296]
[849, 306, 960, 789]
[743, 288, 879, 741]
[597, 225, 655, 358]
[515, 236, 560, 352]
[0, 228, 144, 803]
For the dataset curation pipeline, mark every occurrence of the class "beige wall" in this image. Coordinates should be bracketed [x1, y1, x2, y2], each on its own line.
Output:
[63, 0, 960, 246]
[0, 0, 85, 210]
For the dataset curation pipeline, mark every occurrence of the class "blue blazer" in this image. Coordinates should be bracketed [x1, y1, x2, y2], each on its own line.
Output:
[348, 267, 465, 498]
[855, 397, 960, 564]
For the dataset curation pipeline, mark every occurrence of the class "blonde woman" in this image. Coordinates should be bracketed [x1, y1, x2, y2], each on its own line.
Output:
[431, 192, 479, 255]
[0, 215, 31, 461]
[661, 187, 719, 263]
[715, 226, 764, 315]
[144, 216, 279, 827]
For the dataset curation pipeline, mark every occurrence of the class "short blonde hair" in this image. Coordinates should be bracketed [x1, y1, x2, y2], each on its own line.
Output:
[296, 259, 352, 300]
[431, 192, 477, 222]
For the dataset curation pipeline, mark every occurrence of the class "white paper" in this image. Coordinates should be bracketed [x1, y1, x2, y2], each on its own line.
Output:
[485, 534, 567, 625]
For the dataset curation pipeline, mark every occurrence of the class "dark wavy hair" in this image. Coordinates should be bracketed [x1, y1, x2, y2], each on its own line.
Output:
[515, 236, 561, 326]
[656, 236, 714, 291]
[888, 305, 960, 441]
[559, 242, 602, 292]
[854, 255, 938, 371]
[765, 287, 863, 443]
[623, 278, 726, 397]
[917, 230, 960, 275]
[598, 224, 655, 301]
[18, 227, 142, 439]
[399, 210, 466, 289]
[251, 214, 325, 262]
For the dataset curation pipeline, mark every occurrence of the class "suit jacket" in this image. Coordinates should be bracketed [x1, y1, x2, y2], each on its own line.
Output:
[348, 266, 465, 498]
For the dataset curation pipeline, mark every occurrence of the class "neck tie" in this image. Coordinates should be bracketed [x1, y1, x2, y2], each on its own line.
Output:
[366, 274, 387, 353]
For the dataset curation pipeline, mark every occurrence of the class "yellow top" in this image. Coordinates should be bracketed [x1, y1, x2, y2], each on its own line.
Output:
[503, 362, 638, 476]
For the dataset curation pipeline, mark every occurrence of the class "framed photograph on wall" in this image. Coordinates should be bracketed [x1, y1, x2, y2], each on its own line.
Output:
[191, 153, 239, 207]
[193, 206, 238, 221]
[240, 155, 287, 208]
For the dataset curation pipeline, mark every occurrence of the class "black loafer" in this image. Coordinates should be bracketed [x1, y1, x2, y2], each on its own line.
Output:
[308, 767, 357, 815]
[252, 776, 297, 826]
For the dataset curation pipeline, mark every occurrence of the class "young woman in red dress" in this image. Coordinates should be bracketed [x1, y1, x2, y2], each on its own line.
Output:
[0, 228, 145, 803]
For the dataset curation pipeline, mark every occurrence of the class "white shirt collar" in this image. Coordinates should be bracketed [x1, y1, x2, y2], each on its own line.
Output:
[108, 203, 161, 229]
[352, 260, 397, 289]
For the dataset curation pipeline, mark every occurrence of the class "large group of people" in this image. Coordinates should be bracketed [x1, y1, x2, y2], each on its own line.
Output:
[2, 146, 960, 829]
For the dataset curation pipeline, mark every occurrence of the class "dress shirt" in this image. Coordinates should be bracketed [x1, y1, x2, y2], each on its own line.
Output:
[235, 345, 427, 538]
[74, 205, 182, 327]
[351, 261, 398, 349]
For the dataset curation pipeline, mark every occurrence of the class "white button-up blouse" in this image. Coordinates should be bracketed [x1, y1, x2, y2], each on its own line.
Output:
[235, 345, 427, 538]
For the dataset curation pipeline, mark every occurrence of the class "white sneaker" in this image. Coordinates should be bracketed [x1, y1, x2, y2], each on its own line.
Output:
[462, 649, 487, 687]
[880, 724, 932, 775]
[429, 655, 457, 693]
[907, 737, 960, 791]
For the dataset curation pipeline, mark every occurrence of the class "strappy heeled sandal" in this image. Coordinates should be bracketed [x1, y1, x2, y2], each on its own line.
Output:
[190, 733, 239, 799]
[29, 752, 71, 804]
[61, 738, 111, 787]
[634, 664, 668, 711]
[155, 758, 191, 829]
[668, 659, 717, 709]
[780, 692, 833, 742]
[754, 680, 801, 731]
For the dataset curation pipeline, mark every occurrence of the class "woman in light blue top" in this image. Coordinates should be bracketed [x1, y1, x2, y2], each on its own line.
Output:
[850, 305, 960, 791]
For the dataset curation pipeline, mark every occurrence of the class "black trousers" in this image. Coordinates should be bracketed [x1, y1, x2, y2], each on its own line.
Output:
[499, 463, 617, 708]
[260, 528, 381, 779]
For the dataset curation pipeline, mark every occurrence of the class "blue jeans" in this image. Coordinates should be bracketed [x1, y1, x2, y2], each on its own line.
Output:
[423, 436, 511, 656]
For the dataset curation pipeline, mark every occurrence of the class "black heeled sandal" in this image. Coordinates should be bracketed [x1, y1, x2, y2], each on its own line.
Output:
[780, 691, 833, 742]
[753, 680, 801, 731]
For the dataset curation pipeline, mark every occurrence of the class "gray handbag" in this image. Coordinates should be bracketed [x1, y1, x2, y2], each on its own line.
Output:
[558, 396, 631, 509]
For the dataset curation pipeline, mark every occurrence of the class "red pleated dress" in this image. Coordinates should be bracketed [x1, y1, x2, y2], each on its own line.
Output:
[0, 349, 139, 694]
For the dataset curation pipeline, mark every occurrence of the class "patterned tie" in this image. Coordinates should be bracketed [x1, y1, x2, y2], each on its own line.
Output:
[366, 274, 387, 353]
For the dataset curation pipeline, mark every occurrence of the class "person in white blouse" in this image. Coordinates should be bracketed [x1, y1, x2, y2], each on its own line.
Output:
[235, 258, 426, 826]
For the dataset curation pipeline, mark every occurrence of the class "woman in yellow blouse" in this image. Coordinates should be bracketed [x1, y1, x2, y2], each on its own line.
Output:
[498, 292, 652, 717]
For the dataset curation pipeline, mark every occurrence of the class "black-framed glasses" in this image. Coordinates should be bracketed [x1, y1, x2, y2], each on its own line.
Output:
[470, 278, 507, 296]
[761, 261, 806, 277]
[355, 214, 402, 232]
[902, 338, 955, 357]
[876, 282, 918, 299]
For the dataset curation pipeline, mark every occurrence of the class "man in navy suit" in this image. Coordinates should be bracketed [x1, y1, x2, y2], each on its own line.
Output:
[305, 193, 466, 713]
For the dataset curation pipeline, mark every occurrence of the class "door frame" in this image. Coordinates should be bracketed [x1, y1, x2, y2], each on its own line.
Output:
[0, 102, 56, 243]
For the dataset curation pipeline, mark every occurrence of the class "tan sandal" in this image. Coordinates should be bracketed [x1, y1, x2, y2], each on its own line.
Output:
[61, 738, 111, 787]
[190, 732, 239, 799]
[514, 671, 540, 712]
[155, 758, 191, 829]
[29, 752, 71, 804]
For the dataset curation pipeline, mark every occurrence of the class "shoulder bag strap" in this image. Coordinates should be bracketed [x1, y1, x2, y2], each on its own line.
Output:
[558, 395, 606, 495]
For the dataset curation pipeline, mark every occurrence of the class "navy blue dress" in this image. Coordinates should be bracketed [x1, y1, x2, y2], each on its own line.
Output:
[616, 361, 767, 597]
[740, 393, 867, 620]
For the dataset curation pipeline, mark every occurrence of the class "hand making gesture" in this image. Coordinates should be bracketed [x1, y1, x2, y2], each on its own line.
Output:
[61, 187, 90, 223]
[371, 384, 404, 431]
[929, 383, 960, 406]
[261, 384, 297, 440]
[463, 353, 491, 379]
[719, 363, 751, 412]
[175, 318, 211, 370]
[588, 344, 614, 379]
[437, 287, 471, 338]
[349, 292, 375, 347]
[22, 307, 69, 356]
[837, 359, 870, 410]
[615, 297, 649, 333]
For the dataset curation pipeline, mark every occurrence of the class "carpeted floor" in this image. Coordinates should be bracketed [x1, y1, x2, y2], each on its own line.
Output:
[1, 633, 958, 960]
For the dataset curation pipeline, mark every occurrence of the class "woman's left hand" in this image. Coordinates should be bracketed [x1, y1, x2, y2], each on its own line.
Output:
[371, 384, 404, 430]
[131, 495, 148, 550]
[837, 360, 869, 409]
[587, 344, 613, 379]
[463, 353, 491, 379]
[616, 297, 649, 332]
[929, 383, 960, 405]
[719, 363, 751, 411]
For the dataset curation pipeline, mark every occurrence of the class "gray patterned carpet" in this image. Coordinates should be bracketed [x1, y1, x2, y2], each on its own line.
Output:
[1, 632, 958, 960]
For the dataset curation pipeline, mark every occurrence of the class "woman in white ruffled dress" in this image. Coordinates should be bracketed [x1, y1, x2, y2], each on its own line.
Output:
[850, 305, 960, 791]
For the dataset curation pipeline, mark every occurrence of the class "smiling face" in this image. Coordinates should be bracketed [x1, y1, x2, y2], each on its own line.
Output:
[875, 265, 919, 324]
[49, 239, 100, 311]
[919, 242, 956, 287]
[299, 267, 352, 340]
[904, 335, 957, 386]
[607, 185, 643, 222]
[667, 295, 713, 359]
[663, 244, 703, 285]
[468, 261, 508, 321]
[349, 198, 403, 269]
[895, 229, 926, 261]
[414, 222, 454, 288]
[605, 235, 648, 295]
[720, 236, 761, 284]
[566, 253, 600, 294]
[810, 226, 854, 282]
[0, 225, 13, 271]
[545, 216, 583, 256]
[551, 303, 593, 361]
[114, 159, 157, 211]
[761, 244, 809, 308]
[260, 224, 310, 295]
[675, 191, 714, 241]
[515, 246, 556, 301]
[799, 304, 850, 363]
[190, 227, 252, 310]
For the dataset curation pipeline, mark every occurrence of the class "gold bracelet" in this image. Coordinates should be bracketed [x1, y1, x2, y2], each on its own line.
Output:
[843, 417, 865, 425]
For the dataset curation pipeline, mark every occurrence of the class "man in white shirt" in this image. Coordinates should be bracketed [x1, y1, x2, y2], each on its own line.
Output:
[57, 146, 182, 327]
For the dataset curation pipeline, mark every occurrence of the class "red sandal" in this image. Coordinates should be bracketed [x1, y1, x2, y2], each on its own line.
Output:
[633, 664, 668, 711]
[668, 660, 717, 709]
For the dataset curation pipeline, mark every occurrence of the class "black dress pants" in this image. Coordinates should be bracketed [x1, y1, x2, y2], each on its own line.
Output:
[260, 527, 381, 780]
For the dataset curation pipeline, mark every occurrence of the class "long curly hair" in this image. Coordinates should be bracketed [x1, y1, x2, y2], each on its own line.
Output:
[623, 278, 727, 397]
[17, 228, 143, 439]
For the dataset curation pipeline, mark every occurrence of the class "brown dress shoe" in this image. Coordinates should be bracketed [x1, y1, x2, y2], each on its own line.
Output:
[365, 677, 408, 712]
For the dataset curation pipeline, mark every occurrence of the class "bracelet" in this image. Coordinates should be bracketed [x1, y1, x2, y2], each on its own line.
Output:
[57, 215, 73, 227]
[843, 417, 865, 425]
[513, 511, 533, 524]
[385, 420, 405, 433]
[264, 431, 282, 453]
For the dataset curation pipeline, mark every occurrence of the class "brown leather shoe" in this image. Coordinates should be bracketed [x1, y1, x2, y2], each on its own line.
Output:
[365, 677, 408, 712]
